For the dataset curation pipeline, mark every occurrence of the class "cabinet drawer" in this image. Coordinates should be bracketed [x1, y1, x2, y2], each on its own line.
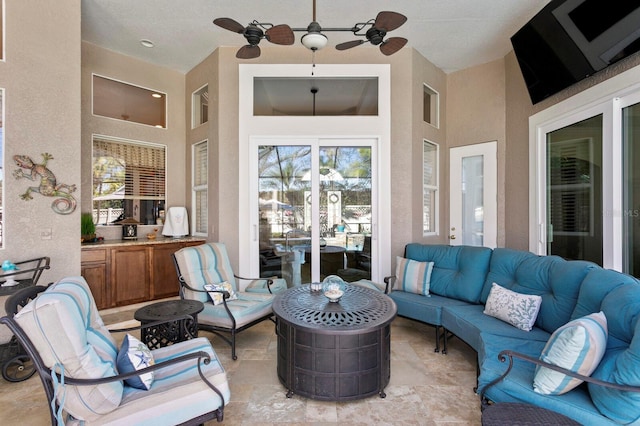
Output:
[81, 249, 107, 263]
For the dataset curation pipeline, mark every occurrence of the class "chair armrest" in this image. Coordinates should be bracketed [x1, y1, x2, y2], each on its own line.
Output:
[479, 349, 640, 403]
[57, 351, 211, 386]
[1, 256, 51, 284]
[235, 274, 275, 294]
[177, 276, 237, 325]
[383, 275, 396, 294]
[51, 350, 227, 408]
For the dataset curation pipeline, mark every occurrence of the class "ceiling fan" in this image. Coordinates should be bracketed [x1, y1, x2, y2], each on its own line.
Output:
[212, 18, 295, 59]
[213, 0, 407, 59]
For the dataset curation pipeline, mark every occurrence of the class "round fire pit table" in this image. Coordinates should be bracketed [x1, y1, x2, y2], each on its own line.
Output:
[272, 284, 397, 401]
[134, 299, 204, 350]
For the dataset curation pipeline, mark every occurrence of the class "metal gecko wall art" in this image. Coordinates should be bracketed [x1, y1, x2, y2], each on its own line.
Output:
[13, 153, 77, 215]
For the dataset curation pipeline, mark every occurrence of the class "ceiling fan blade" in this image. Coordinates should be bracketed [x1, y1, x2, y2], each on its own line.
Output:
[380, 37, 407, 56]
[374, 11, 407, 32]
[236, 45, 261, 59]
[265, 24, 295, 45]
[336, 40, 366, 51]
[213, 17, 246, 34]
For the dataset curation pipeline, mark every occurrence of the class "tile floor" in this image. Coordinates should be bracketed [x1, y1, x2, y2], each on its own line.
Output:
[0, 302, 482, 425]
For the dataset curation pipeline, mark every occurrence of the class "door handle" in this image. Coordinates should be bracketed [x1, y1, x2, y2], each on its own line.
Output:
[449, 235, 456, 240]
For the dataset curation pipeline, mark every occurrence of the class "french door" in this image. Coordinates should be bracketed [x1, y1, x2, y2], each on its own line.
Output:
[253, 138, 376, 286]
[449, 141, 497, 248]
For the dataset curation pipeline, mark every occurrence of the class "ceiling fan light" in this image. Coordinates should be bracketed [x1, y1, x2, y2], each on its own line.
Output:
[301, 32, 328, 51]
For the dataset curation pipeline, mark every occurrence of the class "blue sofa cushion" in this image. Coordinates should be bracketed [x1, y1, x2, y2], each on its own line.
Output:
[442, 304, 551, 352]
[572, 268, 639, 322]
[478, 334, 614, 425]
[589, 284, 640, 424]
[389, 291, 471, 326]
[481, 248, 595, 334]
[404, 244, 492, 303]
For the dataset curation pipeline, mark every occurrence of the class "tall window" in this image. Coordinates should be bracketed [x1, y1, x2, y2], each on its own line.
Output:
[92, 136, 166, 225]
[423, 140, 439, 235]
[192, 140, 208, 236]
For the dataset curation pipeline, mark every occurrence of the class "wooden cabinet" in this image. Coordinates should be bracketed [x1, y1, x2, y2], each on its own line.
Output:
[111, 246, 150, 306]
[81, 248, 109, 309]
[81, 239, 205, 309]
[151, 244, 180, 299]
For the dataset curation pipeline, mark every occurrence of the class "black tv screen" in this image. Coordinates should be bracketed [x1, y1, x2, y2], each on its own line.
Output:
[511, 0, 640, 104]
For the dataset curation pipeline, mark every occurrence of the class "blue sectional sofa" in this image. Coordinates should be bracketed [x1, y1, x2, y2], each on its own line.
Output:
[386, 243, 640, 425]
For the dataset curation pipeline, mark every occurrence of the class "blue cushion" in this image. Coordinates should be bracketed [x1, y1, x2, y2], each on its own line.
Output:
[117, 334, 155, 390]
[389, 291, 470, 326]
[442, 304, 551, 352]
[404, 244, 492, 303]
[481, 248, 595, 334]
[572, 268, 638, 321]
[589, 285, 640, 424]
[478, 335, 612, 426]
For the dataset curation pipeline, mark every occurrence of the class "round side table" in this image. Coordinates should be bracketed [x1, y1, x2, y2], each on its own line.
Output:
[134, 299, 204, 350]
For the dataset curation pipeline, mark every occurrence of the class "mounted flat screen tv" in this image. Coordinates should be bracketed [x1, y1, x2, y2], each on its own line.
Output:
[511, 0, 640, 104]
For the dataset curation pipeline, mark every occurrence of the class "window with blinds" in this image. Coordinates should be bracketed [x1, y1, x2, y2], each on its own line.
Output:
[92, 136, 166, 225]
[192, 140, 208, 235]
[423, 140, 439, 235]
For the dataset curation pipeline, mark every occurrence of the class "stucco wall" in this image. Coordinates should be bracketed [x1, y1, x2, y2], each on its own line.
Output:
[1, 0, 81, 282]
[446, 60, 507, 247]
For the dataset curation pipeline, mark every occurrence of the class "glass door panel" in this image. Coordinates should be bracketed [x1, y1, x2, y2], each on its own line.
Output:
[258, 145, 311, 286]
[623, 102, 640, 277]
[461, 155, 484, 246]
[318, 146, 372, 282]
[257, 143, 372, 287]
[546, 115, 603, 265]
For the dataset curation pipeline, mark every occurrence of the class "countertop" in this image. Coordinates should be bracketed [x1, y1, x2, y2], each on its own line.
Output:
[81, 236, 206, 249]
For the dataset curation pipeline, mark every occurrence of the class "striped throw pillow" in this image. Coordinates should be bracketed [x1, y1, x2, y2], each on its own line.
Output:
[533, 311, 608, 395]
[395, 256, 434, 296]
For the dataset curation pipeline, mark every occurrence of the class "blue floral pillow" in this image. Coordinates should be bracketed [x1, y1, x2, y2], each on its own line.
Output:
[483, 283, 542, 331]
[116, 334, 155, 390]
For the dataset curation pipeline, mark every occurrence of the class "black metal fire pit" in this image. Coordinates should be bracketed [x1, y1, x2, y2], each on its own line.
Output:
[272, 284, 397, 401]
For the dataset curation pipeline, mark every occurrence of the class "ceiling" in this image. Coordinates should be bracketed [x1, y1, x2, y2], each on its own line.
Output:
[81, 0, 551, 74]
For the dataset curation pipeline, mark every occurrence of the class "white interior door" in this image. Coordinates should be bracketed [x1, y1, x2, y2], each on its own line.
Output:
[449, 141, 497, 248]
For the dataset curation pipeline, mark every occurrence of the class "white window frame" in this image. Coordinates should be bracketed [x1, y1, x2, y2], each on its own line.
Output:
[423, 83, 440, 128]
[423, 139, 439, 236]
[192, 139, 208, 237]
[191, 84, 208, 129]
[529, 65, 640, 272]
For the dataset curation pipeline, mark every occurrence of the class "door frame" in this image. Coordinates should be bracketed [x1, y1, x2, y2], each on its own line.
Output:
[449, 141, 497, 248]
[250, 137, 378, 284]
[238, 64, 392, 286]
